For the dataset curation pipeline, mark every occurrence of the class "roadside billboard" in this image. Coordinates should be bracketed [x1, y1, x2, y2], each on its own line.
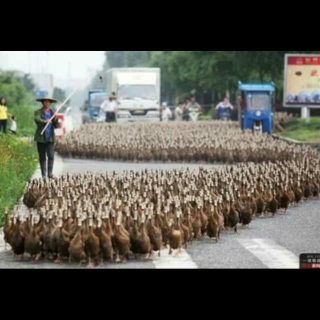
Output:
[284, 54, 320, 108]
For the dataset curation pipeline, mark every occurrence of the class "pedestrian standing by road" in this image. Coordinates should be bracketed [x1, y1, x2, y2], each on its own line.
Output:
[175, 103, 183, 121]
[182, 98, 191, 121]
[101, 94, 117, 123]
[0, 97, 10, 134]
[161, 102, 172, 122]
[187, 96, 202, 113]
[9, 115, 17, 135]
[34, 97, 59, 179]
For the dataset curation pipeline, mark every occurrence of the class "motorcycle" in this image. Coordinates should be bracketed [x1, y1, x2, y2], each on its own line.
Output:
[218, 109, 232, 121]
[184, 108, 201, 122]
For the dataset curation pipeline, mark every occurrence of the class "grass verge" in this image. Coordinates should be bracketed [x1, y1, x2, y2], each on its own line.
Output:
[277, 117, 320, 142]
[0, 134, 38, 227]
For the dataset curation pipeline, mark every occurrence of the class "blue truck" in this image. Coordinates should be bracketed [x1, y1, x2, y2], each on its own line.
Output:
[82, 90, 108, 124]
[238, 82, 275, 134]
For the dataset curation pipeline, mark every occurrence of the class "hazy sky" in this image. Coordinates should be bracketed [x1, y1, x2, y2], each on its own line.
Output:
[0, 51, 105, 87]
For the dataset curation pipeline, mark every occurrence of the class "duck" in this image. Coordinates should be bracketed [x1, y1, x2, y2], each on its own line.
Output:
[129, 211, 141, 259]
[113, 214, 131, 263]
[280, 185, 290, 214]
[227, 199, 240, 233]
[69, 218, 87, 266]
[43, 214, 56, 261]
[24, 216, 42, 262]
[98, 214, 114, 262]
[85, 217, 101, 267]
[268, 191, 278, 217]
[3, 208, 13, 251]
[56, 218, 71, 264]
[10, 217, 25, 260]
[147, 213, 163, 257]
[168, 215, 182, 256]
[207, 205, 220, 242]
[240, 198, 253, 228]
[137, 213, 153, 259]
[192, 209, 202, 241]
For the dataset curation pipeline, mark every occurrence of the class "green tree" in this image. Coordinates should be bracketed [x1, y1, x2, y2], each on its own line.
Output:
[106, 51, 126, 68]
[20, 74, 36, 94]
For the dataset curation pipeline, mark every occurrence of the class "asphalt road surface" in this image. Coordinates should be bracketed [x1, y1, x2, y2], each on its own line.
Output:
[0, 107, 319, 269]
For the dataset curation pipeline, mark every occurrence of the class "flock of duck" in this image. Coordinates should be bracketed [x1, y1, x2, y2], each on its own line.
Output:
[2, 121, 320, 267]
[56, 121, 309, 164]
[3, 154, 319, 267]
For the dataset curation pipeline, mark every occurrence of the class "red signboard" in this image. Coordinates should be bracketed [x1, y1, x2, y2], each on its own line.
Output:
[284, 54, 320, 107]
[288, 56, 320, 65]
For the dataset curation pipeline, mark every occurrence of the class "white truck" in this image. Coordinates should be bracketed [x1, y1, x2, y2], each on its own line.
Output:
[106, 68, 161, 123]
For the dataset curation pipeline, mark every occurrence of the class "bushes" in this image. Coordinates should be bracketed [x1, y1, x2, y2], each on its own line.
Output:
[0, 135, 38, 227]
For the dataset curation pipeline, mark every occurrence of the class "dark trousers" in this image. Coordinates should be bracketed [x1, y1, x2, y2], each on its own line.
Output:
[106, 112, 116, 123]
[37, 142, 55, 178]
[0, 120, 7, 133]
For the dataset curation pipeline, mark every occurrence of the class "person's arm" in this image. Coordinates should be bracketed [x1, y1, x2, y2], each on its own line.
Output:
[34, 111, 47, 125]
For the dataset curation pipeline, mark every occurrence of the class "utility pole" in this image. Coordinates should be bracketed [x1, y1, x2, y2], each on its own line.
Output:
[46, 51, 50, 74]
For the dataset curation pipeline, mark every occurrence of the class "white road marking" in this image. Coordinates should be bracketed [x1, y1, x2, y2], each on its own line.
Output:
[238, 239, 299, 269]
[152, 248, 198, 269]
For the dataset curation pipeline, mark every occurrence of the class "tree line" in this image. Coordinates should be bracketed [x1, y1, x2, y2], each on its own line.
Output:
[90, 51, 319, 107]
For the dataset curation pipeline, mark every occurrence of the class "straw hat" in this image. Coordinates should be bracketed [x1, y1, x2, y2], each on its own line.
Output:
[36, 96, 58, 103]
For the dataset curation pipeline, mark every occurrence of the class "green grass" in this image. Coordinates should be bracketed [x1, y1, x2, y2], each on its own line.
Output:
[277, 117, 320, 142]
[0, 135, 38, 227]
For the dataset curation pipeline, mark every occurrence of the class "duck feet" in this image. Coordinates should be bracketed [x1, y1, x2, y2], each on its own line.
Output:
[121, 257, 127, 264]
[79, 260, 86, 267]
[35, 253, 42, 261]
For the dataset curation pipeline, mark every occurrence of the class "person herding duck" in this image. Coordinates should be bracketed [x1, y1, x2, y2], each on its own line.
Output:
[34, 96, 59, 179]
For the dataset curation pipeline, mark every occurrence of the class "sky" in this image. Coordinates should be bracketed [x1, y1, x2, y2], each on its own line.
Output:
[0, 51, 106, 89]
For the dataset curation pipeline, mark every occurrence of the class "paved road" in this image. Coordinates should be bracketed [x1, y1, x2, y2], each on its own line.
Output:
[0, 108, 319, 269]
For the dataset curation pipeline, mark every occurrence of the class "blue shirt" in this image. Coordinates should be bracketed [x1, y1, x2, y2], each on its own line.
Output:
[44, 109, 53, 142]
